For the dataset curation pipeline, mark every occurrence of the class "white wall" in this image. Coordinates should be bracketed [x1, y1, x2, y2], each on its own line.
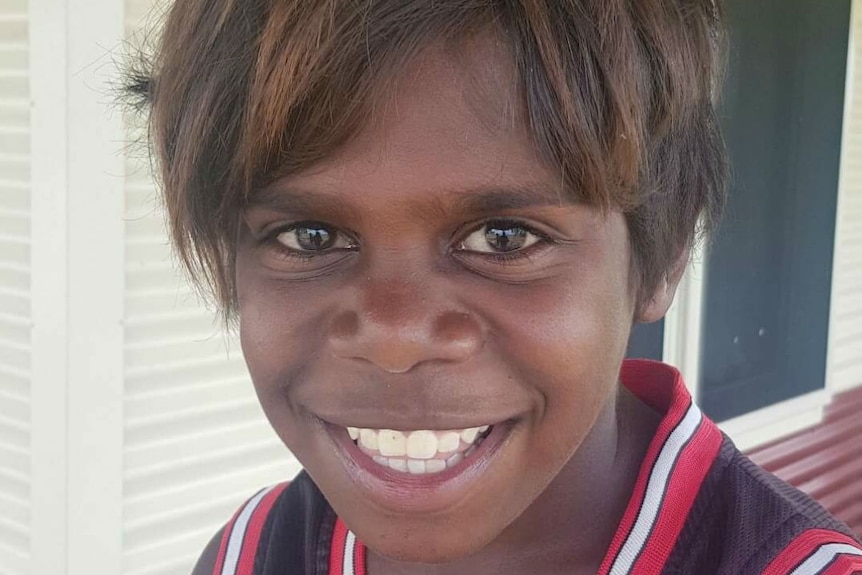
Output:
[829, 0, 862, 394]
[4, 1, 300, 574]
[0, 1, 32, 573]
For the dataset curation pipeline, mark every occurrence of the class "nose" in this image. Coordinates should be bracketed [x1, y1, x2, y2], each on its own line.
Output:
[327, 278, 484, 373]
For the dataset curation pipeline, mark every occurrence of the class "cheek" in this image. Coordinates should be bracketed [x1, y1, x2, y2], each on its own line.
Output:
[502, 215, 634, 355]
[487, 243, 634, 455]
[237, 285, 341, 476]
[497, 244, 633, 377]
[237, 247, 331, 359]
[236, 265, 330, 427]
[238, 286, 292, 384]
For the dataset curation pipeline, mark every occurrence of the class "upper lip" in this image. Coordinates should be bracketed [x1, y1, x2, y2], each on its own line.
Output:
[305, 394, 526, 431]
[294, 368, 531, 430]
[316, 413, 512, 432]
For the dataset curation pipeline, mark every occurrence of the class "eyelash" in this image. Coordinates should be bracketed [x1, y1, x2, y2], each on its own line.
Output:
[259, 219, 554, 263]
[454, 220, 554, 263]
[259, 222, 357, 262]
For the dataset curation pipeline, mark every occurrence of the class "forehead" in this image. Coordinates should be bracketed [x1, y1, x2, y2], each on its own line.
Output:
[267, 35, 561, 205]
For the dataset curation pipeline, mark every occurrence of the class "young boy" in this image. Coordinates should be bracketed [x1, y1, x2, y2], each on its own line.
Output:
[126, 0, 862, 573]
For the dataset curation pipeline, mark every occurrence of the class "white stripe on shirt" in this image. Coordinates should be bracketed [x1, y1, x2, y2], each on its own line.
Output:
[221, 485, 278, 575]
[608, 403, 703, 575]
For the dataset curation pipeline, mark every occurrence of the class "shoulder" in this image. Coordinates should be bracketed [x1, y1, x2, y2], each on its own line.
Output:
[187, 474, 337, 575]
[707, 437, 862, 574]
[756, 528, 862, 575]
[192, 526, 225, 575]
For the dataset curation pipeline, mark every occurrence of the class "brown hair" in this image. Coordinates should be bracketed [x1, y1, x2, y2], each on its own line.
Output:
[124, 0, 728, 320]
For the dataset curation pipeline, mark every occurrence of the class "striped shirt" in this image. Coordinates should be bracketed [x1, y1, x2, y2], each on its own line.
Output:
[211, 360, 862, 575]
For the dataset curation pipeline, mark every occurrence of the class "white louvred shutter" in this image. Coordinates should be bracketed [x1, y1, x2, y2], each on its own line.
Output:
[121, 2, 299, 574]
[830, 0, 862, 393]
[0, 0, 31, 573]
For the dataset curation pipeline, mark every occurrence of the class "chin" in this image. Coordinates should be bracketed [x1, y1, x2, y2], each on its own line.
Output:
[370, 529, 490, 566]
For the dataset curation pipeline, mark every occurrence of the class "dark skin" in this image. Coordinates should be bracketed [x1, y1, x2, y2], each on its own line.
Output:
[194, 36, 681, 575]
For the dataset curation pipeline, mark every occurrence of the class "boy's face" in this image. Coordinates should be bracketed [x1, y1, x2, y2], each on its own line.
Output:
[236, 38, 639, 562]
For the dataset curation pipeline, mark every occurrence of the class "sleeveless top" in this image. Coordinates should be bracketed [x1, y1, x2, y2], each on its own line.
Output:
[209, 360, 862, 575]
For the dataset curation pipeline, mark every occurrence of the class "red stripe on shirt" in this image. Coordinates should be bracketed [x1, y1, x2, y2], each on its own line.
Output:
[330, 520, 367, 575]
[354, 534, 367, 575]
[628, 418, 722, 575]
[234, 483, 289, 575]
[330, 518, 350, 575]
[761, 529, 862, 575]
[597, 361, 697, 575]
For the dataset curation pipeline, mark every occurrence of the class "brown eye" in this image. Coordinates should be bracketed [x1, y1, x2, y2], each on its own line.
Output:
[276, 223, 354, 253]
[459, 221, 540, 253]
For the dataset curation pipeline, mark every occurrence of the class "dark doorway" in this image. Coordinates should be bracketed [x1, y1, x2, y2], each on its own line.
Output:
[699, 0, 850, 421]
[627, 320, 664, 361]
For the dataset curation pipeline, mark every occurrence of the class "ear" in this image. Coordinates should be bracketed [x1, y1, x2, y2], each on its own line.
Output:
[637, 247, 690, 324]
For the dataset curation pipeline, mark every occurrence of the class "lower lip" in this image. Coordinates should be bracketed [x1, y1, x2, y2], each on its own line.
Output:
[324, 420, 514, 513]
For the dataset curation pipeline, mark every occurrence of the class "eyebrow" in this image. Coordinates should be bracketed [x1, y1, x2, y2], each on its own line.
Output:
[246, 186, 355, 219]
[246, 183, 576, 218]
[449, 185, 575, 214]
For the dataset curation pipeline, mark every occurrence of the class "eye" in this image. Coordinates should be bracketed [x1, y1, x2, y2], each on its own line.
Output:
[458, 220, 542, 254]
[275, 222, 356, 253]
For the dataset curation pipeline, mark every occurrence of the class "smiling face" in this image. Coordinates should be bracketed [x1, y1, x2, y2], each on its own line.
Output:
[235, 38, 643, 563]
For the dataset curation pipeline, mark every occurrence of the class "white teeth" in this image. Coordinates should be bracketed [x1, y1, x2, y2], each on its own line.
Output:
[378, 429, 406, 457]
[348, 424, 495, 473]
[437, 432, 461, 453]
[359, 429, 378, 450]
[460, 427, 480, 443]
[406, 430, 438, 459]
[380, 456, 462, 475]
[384, 457, 453, 474]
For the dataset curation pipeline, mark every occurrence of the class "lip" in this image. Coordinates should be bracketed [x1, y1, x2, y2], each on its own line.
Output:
[321, 417, 517, 513]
